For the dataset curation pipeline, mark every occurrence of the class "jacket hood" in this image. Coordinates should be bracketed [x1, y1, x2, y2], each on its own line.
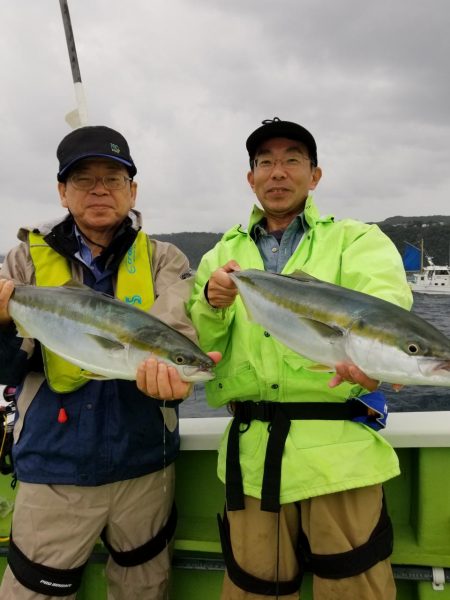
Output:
[17, 209, 143, 242]
[221, 195, 334, 243]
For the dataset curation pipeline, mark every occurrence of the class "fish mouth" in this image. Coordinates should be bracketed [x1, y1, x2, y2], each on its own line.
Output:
[418, 358, 450, 376]
[433, 360, 450, 373]
[180, 365, 215, 382]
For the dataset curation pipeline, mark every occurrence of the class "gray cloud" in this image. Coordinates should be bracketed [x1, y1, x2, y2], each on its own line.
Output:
[0, 0, 449, 252]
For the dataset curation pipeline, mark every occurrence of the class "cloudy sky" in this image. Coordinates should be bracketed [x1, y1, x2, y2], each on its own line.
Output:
[0, 0, 449, 253]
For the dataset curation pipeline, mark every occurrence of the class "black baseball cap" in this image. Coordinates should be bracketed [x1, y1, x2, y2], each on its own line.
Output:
[246, 117, 317, 166]
[57, 125, 137, 181]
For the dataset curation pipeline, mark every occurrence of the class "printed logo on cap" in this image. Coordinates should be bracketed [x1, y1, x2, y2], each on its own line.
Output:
[110, 143, 121, 154]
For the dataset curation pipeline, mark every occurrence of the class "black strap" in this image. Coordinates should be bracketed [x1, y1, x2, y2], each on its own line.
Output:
[226, 417, 246, 511]
[217, 510, 303, 596]
[297, 493, 393, 579]
[8, 533, 86, 596]
[101, 502, 177, 567]
[261, 408, 291, 512]
[226, 400, 368, 512]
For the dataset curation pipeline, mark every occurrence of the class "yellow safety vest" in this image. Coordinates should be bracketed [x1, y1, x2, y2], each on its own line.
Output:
[28, 230, 154, 392]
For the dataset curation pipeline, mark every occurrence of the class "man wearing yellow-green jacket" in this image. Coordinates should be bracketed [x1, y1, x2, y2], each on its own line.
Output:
[188, 118, 412, 600]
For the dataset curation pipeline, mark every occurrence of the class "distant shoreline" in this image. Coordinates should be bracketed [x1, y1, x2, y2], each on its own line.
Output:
[2, 215, 450, 267]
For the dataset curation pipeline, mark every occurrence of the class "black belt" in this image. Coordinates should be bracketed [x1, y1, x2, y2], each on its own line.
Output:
[226, 400, 372, 513]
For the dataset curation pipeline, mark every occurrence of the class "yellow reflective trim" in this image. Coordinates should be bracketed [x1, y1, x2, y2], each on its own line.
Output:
[28, 230, 154, 392]
[116, 231, 154, 311]
[29, 232, 72, 286]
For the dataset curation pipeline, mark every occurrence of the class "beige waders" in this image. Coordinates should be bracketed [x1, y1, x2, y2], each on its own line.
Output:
[221, 484, 396, 600]
[0, 465, 175, 600]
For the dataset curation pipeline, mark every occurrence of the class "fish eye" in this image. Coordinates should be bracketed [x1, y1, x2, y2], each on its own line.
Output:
[174, 355, 186, 364]
[407, 343, 420, 354]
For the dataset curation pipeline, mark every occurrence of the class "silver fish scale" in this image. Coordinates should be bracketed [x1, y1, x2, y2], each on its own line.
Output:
[9, 285, 214, 383]
[231, 270, 450, 387]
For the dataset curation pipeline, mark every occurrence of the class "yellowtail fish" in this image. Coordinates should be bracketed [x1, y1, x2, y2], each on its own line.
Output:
[230, 269, 450, 387]
[9, 284, 215, 383]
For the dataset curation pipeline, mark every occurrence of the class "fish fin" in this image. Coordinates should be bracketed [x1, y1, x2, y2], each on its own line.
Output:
[81, 370, 112, 381]
[304, 318, 345, 339]
[85, 333, 126, 352]
[286, 270, 319, 281]
[62, 280, 114, 300]
[15, 323, 32, 338]
[62, 279, 88, 289]
[305, 363, 334, 372]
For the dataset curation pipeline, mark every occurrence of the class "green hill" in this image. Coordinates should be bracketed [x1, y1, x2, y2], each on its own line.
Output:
[152, 216, 450, 269]
[2, 216, 448, 269]
[375, 218, 450, 265]
[149, 232, 222, 269]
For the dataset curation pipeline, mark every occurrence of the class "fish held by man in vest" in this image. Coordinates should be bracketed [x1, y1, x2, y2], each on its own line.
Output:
[230, 269, 450, 387]
[8, 284, 216, 383]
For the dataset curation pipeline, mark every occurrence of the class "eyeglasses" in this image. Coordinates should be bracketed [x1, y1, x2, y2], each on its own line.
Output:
[69, 174, 132, 191]
[253, 155, 313, 171]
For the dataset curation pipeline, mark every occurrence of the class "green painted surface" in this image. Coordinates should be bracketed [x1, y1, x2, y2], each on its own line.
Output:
[1, 446, 450, 598]
[387, 448, 450, 567]
[171, 568, 223, 598]
[418, 581, 450, 600]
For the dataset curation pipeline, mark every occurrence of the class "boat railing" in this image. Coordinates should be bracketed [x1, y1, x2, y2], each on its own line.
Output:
[2, 412, 450, 597]
[179, 412, 450, 450]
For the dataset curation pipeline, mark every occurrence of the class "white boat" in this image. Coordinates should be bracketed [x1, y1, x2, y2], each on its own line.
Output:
[409, 263, 450, 295]
[403, 241, 450, 295]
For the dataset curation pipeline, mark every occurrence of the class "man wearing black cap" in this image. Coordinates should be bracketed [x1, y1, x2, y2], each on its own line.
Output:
[0, 125, 217, 599]
[189, 118, 412, 599]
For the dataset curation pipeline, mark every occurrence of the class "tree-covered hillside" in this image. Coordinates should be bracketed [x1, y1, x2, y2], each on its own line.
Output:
[150, 232, 222, 269]
[2, 216, 449, 269]
[152, 216, 450, 269]
[376, 217, 450, 266]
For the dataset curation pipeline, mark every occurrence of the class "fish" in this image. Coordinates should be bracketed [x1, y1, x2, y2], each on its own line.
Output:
[230, 269, 450, 387]
[9, 283, 215, 383]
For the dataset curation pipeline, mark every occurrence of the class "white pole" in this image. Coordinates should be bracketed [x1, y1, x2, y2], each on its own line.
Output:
[59, 0, 88, 128]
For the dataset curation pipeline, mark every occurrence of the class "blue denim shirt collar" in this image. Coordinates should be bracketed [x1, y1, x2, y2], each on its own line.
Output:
[251, 213, 308, 273]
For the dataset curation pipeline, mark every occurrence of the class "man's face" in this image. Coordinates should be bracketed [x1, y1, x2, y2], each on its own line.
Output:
[247, 137, 321, 221]
[58, 158, 137, 233]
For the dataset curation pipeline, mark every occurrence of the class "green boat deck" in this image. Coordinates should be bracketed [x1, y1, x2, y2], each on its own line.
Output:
[1, 412, 450, 599]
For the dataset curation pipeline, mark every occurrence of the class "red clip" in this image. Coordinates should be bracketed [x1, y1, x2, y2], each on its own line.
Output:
[57, 407, 68, 423]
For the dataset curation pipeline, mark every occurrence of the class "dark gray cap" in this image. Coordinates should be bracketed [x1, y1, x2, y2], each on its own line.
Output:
[57, 125, 137, 181]
[246, 117, 317, 166]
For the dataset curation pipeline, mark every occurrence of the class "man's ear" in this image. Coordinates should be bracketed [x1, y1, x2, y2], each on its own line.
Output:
[58, 182, 68, 207]
[129, 181, 137, 207]
[309, 166, 322, 190]
[247, 170, 255, 192]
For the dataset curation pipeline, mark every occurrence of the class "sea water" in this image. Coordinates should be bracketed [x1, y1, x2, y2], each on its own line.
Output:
[387, 292, 450, 412]
[180, 292, 450, 417]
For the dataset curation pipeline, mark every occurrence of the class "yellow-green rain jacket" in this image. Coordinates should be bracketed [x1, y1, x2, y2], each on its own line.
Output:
[188, 196, 413, 503]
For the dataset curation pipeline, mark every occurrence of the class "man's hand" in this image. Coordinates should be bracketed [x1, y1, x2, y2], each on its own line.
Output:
[328, 362, 403, 392]
[136, 352, 221, 400]
[328, 363, 380, 392]
[0, 279, 14, 326]
[206, 260, 240, 308]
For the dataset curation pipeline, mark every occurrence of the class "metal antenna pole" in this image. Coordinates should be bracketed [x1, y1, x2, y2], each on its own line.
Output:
[59, 0, 88, 128]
